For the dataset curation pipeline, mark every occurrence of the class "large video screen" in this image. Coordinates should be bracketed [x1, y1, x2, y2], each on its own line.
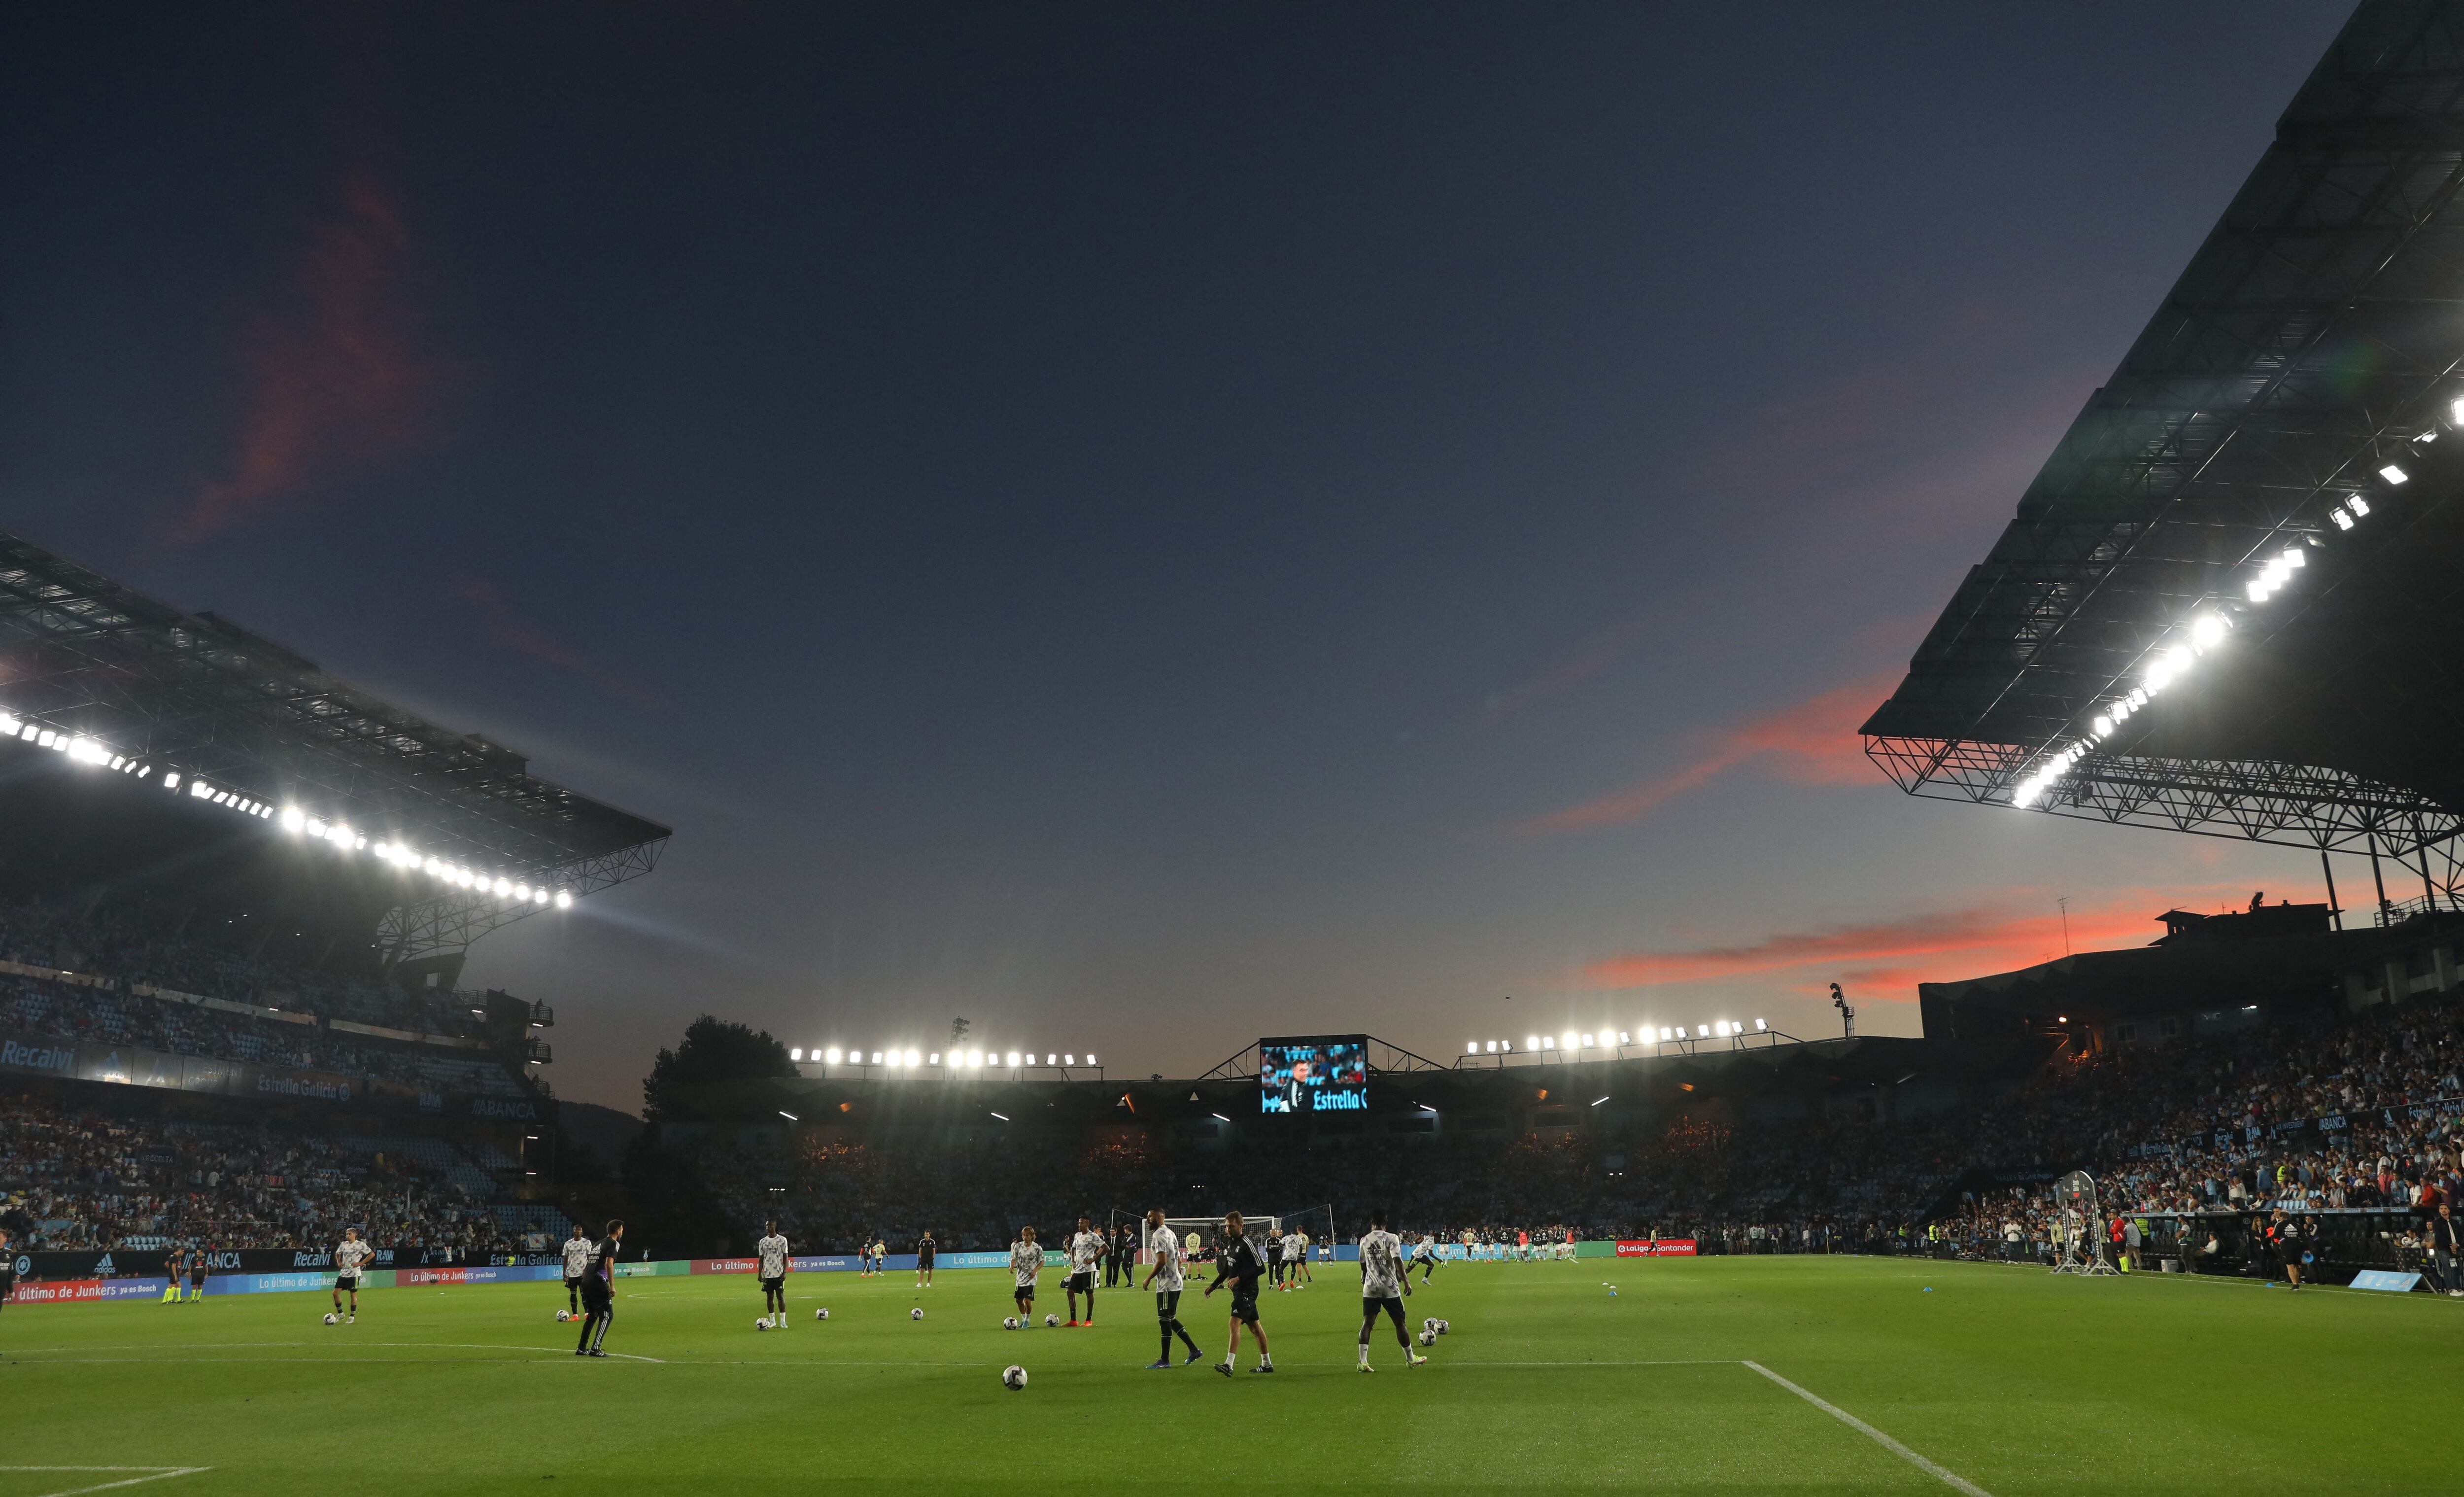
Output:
[1259, 1036, 1368, 1114]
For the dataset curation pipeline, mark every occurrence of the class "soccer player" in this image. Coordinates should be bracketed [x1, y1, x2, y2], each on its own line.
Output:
[756, 1219, 791, 1325]
[1009, 1224, 1042, 1323]
[561, 1222, 593, 1317]
[1299, 1229, 1316, 1283]
[1355, 1209, 1424, 1372]
[1139, 1207, 1204, 1368]
[1410, 1231, 1439, 1284]
[575, 1218, 624, 1357]
[0, 1226, 13, 1313]
[331, 1226, 373, 1323]
[1066, 1216, 1102, 1325]
[188, 1241, 209, 1303]
[162, 1242, 184, 1303]
[916, 1228, 937, 1288]
[1203, 1211, 1273, 1375]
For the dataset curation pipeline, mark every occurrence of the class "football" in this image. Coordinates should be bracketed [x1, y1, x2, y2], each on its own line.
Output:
[1043, 1313, 1059, 1327]
[555, 1310, 570, 1322]
[322, 1312, 337, 1325]
[1417, 1329, 1435, 1347]
[1437, 1320, 1450, 1334]
[910, 1307, 923, 1320]
[1002, 1316, 1019, 1329]
[1001, 1364, 1027, 1391]
[815, 1308, 829, 1321]
[756, 1317, 770, 1331]
[1423, 1317, 1438, 1331]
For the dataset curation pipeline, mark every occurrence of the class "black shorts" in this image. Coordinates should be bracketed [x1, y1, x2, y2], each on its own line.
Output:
[1229, 1290, 1260, 1324]
[336, 1274, 361, 1292]
[190, 1275, 206, 1288]
[917, 1255, 935, 1269]
[1015, 1284, 1034, 1301]
[564, 1275, 582, 1290]
[760, 1275, 784, 1292]
[1066, 1271, 1093, 1293]
[1155, 1288, 1183, 1321]
[1362, 1293, 1406, 1324]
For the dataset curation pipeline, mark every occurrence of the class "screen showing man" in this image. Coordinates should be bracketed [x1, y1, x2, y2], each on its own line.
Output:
[1258, 1037, 1369, 1113]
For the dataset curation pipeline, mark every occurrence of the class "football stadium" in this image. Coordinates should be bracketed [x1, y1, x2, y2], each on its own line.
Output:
[11, 5, 2464, 1496]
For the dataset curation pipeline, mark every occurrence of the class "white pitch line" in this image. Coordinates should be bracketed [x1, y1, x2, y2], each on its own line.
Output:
[1743, 1362, 1992, 1497]
[0, 1467, 211, 1497]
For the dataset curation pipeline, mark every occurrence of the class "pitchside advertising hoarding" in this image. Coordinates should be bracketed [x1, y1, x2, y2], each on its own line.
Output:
[1614, 1240, 1698, 1256]
[1259, 1035, 1369, 1114]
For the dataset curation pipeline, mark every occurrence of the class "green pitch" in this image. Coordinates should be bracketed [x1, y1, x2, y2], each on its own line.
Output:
[0, 1257, 2456, 1495]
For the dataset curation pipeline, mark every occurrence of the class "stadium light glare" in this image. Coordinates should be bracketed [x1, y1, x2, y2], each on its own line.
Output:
[1755, 1018, 1768, 1031]
[1086, 1053, 1095, 1065]
[2380, 463, 2409, 485]
[1696, 1025, 1709, 1038]
[1467, 1042, 1479, 1054]
[1526, 1035, 1540, 1049]
[967, 1049, 983, 1067]
[2350, 494, 2371, 517]
[931, 1052, 943, 1065]
[909, 1049, 923, 1066]
[2282, 546, 2305, 569]
[2092, 715, 2113, 738]
[1005, 1050, 1021, 1067]
[2331, 506, 2355, 530]
[1581, 1033, 1595, 1047]
[825, 1047, 842, 1064]
[789, 1048, 803, 1061]
[1064, 1053, 1075, 1065]
[1617, 1031, 1631, 1044]
[554, 890, 573, 908]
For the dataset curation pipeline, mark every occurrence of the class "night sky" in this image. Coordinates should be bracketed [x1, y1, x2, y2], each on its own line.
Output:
[0, 3, 2358, 1112]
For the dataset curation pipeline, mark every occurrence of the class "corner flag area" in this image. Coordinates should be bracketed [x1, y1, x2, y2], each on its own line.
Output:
[1, 1256, 2451, 1495]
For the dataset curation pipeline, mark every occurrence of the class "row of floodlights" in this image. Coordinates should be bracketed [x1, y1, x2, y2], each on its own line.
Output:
[791, 1047, 1095, 1069]
[0, 712, 574, 909]
[1468, 1020, 1767, 1054]
[2012, 420, 2420, 810]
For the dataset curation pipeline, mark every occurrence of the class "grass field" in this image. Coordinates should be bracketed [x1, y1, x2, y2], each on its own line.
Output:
[2, 1256, 2459, 1495]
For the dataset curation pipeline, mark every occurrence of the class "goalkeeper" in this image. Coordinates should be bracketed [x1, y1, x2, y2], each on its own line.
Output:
[1202, 1211, 1273, 1376]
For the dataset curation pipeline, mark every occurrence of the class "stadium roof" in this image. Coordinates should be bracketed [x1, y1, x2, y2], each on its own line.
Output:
[1864, 0, 2464, 884]
[0, 527, 668, 958]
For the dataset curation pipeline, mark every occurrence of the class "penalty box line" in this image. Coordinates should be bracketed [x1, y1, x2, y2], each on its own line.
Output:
[0, 1468, 211, 1497]
[1742, 1362, 1992, 1497]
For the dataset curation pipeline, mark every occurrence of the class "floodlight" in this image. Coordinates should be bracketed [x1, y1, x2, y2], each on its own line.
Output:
[908, 1049, 922, 1066]
[1085, 1053, 1095, 1065]
[824, 1046, 842, 1064]
[1468, 1042, 1480, 1054]
[1659, 1027, 1673, 1041]
[1006, 1050, 1022, 1066]
[1540, 1037, 1554, 1050]
[779, 1111, 798, 1122]
[554, 890, 573, 908]
[790, 1048, 803, 1061]
[2380, 464, 2409, 485]
[1696, 1025, 1709, 1038]
[1527, 1035, 1540, 1049]
[1064, 1053, 1075, 1065]
[2331, 507, 2355, 530]
[162, 772, 180, 790]
[1755, 1018, 1767, 1031]
[1560, 1034, 1575, 1050]
[0, 715, 14, 735]
[2282, 547, 2305, 569]
[2247, 577, 2270, 601]
[1581, 1033, 1595, 1047]
[967, 1049, 983, 1067]
[1617, 1031, 1631, 1044]
[533, 888, 549, 905]
[870, 1051, 883, 1065]
[2092, 716, 2112, 738]
[490, 877, 509, 895]
[1045, 1053, 1055, 1066]
[2350, 494, 2371, 517]
[931, 1052, 942, 1065]
[514, 884, 532, 901]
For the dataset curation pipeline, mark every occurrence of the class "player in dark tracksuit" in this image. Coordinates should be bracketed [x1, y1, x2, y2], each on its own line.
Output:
[1203, 1211, 1274, 1375]
[575, 1219, 624, 1357]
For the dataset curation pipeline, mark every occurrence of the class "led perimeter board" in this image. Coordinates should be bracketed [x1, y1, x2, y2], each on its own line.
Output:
[1258, 1035, 1368, 1114]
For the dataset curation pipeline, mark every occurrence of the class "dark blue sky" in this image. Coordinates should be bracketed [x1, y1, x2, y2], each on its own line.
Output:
[1, 2, 2352, 1110]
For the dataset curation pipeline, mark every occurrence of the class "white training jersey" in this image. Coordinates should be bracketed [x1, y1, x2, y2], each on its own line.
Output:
[1010, 1240, 1041, 1287]
[1412, 1237, 1435, 1261]
[1359, 1229, 1405, 1297]
[561, 1236, 593, 1277]
[756, 1234, 790, 1278]
[1069, 1230, 1103, 1273]
[1279, 1232, 1301, 1262]
[334, 1238, 374, 1276]
[1147, 1224, 1185, 1292]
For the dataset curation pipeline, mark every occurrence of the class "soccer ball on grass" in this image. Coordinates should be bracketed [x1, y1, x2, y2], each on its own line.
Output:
[815, 1307, 829, 1321]
[1044, 1313, 1059, 1327]
[322, 1312, 338, 1325]
[1437, 1320, 1450, 1335]
[555, 1310, 571, 1322]
[1417, 1329, 1435, 1347]
[910, 1307, 924, 1320]
[756, 1317, 771, 1331]
[1002, 1316, 1020, 1330]
[1001, 1364, 1028, 1391]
